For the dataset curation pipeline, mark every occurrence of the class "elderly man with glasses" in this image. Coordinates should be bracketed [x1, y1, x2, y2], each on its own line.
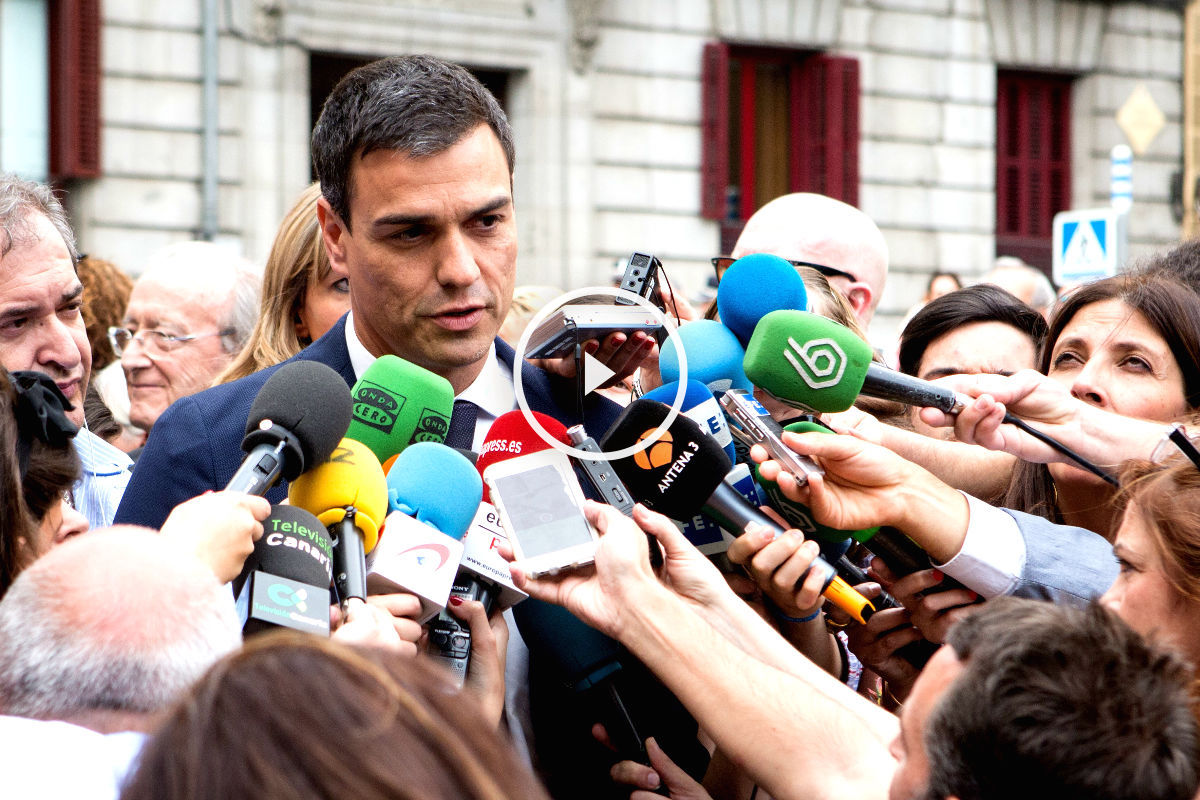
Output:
[115, 242, 260, 440]
[722, 192, 889, 329]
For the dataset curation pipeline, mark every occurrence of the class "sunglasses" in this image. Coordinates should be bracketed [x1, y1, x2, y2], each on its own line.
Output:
[711, 256, 857, 285]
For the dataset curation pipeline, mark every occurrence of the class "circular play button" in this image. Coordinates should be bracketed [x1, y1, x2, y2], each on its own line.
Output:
[512, 286, 688, 461]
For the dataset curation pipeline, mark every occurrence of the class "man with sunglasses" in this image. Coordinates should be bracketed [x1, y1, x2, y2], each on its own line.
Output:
[115, 242, 260, 440]
[721, 192, 889, 329]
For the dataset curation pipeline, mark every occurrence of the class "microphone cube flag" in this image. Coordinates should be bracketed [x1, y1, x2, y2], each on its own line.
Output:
[743, 310, 873, 413]
[368, 511, 466, 623]
[459, 501, 527, 609]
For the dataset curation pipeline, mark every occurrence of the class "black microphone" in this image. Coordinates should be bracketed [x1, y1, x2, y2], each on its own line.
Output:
[226, 361, 352, 494]
[600, 399, 876, 624]
[234, 504, 333, 637]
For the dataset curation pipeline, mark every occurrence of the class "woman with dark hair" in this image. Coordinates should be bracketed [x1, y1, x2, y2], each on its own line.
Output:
[0, 369, 86, 598]
[1004, 270, 1200, 539]
[121, 633, 552, 800]
[898, 284, 1048, 441]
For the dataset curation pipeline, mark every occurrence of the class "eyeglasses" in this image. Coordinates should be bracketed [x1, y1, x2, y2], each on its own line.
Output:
[711, 256, 858, 285]
[108, 326, 234, 356]
[1150, 423, 1200, 473]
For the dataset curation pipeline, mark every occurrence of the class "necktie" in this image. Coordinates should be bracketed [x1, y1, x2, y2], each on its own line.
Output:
[445, 399, 479, 451]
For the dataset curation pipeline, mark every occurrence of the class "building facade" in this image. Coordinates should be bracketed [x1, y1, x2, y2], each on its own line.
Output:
[14, 0, 1186, 338]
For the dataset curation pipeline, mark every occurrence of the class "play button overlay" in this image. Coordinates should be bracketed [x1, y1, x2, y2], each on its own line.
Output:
[512, 286, 688, 462]
[582, 351, 616, 395]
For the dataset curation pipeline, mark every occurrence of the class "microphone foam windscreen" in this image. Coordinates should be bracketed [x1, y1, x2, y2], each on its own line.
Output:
[385, 442, 483, 539]
[245, 360, 352, 477]
[476, 410, 571, 503]
[288, 437, 388, 553]
[716, 253, 809, 347]
[743, 310, 874, 413]
[642, 379, 736, 461]
[599, 399, 731, 520]
[256, 504, 334, 586]
[658, 320, 753, 394]
[346, 355, 455, 464]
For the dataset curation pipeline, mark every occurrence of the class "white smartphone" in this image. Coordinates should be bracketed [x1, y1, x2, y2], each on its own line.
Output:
[483, 449, 598, 577]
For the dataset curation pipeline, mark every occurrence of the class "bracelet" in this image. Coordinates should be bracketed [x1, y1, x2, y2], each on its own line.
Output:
[825, 616, 851, 630]
[773, 606, 822, 625]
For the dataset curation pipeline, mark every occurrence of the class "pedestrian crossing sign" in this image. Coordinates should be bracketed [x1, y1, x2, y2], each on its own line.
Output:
[1052, 208, 1126, 286]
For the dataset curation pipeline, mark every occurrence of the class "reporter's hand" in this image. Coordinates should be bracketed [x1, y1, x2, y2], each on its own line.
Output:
[160, 490, 270, 583]
[531, 330, 656, 388]
[917, 370, 1079, 461]
[446, 596, 509, 729]
[885, 566, 981, 645]
[608, 736, 713, 800]
[332, 592, 424, 653]
[843, 583, 923, 694]
[508, 501, 660, 637]
[754, 433, 918, 533]
[726, 524, 825, 618]
[331, 598, 419, 656]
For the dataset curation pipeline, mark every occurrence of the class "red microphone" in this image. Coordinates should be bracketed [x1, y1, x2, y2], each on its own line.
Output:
[476, 410, 572, 503]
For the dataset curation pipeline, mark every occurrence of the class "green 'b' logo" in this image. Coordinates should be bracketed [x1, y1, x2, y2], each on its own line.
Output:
[784, 336, 846, 390]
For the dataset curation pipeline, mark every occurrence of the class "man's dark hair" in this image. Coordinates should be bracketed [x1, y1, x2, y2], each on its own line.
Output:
[897, 284, 1048, 377]
[310, 54, 515, 231]
[1138, 237, 1200, 295]
[925, 598, 1200, 800]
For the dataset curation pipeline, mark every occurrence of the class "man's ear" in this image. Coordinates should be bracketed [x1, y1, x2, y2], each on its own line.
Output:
[845, 284, 873, 316]
[316, 197, 350, 275]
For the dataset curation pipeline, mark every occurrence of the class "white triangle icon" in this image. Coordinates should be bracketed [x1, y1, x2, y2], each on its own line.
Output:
[582, 351, 616, 395]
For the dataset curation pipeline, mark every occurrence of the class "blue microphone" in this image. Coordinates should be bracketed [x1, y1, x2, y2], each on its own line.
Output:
[658, 319, 753, 394]
[716, 253, 809, 347]
[385, 442, 482, 538]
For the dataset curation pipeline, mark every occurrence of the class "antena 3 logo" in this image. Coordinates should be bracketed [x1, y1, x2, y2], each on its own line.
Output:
[353, 380, 405, 433]
[784, 336, 846, 390]
[633, 429, 674, 470]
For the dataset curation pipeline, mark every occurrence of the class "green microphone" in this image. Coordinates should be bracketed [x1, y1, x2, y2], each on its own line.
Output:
[346, 355, 454, 465]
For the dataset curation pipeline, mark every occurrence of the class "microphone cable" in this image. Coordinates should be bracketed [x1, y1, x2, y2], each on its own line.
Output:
[1001, 412, 1119, 487]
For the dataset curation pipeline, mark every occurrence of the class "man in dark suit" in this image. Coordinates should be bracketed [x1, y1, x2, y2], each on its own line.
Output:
[116, 55, 699, 799]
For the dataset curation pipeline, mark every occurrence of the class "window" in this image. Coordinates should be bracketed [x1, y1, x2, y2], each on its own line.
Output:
[701, 43, 859, 253]
[49, 0, 102, 180]
[995, 69, 1073, 271]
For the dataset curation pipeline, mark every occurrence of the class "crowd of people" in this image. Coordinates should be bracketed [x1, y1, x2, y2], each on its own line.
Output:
[4, 52, 1200, 800]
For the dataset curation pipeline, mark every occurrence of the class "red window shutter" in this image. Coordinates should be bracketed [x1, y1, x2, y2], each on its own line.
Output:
[793, 55, 859, 208]
[49, 0, 102, 180]
[700, 42, 730, 221]
[995, 70, 1071, 270]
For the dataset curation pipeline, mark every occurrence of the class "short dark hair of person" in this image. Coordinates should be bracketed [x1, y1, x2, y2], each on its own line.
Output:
[924, 597, 1200, 800]
[897, 284, 1048, 377]
[1139, 237, 1200, 295]
[119, 632, 552, 800]
[311, 54, 515, 232]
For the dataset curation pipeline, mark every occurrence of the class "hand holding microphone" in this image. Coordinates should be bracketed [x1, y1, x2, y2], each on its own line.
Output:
[745, 310, 1119, 485]
[160, 490, 271, 584]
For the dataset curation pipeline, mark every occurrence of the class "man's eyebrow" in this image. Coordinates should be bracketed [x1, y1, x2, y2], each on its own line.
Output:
[920, 366, 964, 382]
[371, 195, 511, 228]
[0, 303, 38, 323]
[61, 283, 83, 303]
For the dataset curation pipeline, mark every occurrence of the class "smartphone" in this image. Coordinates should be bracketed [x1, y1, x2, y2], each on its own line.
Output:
[483, 450, 598, 577]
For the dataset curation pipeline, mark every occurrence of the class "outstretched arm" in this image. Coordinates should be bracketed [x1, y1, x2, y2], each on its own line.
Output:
[510, 502, 896, 800]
